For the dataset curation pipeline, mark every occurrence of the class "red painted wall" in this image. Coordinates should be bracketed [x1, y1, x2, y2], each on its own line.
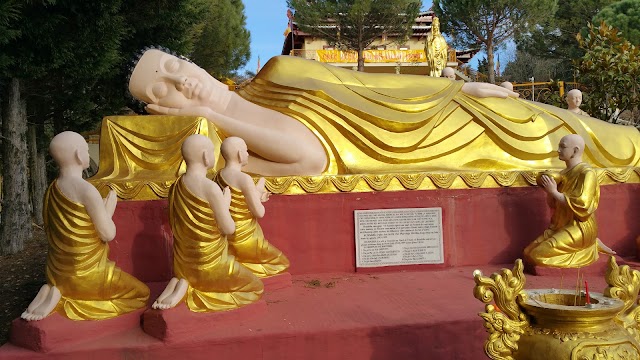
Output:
[109, 183, 640, 281]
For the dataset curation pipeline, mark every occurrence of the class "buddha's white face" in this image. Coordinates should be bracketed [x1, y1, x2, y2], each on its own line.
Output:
[128, 49, 214, 109]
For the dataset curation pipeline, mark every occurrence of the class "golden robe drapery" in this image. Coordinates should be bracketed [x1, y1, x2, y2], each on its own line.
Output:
[44, 181, 149, 320]
[169, 176, 264, 312]
[524, 163, 600, 268]
[216, 174, 289, 277]
[238, 56, 640, 175]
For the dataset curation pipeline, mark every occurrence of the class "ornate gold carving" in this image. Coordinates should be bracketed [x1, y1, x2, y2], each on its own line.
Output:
[572, 340, 640, 360]
[473, 259, 529, 360]
[525, 327, 599, 342]
[605, 256, 640, 343]
[94, 167, 640, 200]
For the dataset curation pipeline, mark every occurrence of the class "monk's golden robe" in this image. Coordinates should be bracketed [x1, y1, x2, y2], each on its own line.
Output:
[44, 181, 149, 320]
[169, 176, 264, 312]
[216, 174, 290, 277]
[239, 56, 640, 174]
[524, 163, 600, 268]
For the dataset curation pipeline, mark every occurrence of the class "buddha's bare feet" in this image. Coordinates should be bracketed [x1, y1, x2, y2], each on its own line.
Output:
[154, 278, 188, 310]
[597, 239, 616, 256]
[23, 286, 60, 321]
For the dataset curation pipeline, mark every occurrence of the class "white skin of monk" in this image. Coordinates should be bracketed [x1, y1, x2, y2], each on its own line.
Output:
[22, 132, 118, 321]
[152, 135, 235, 310]
[219, 137, 270, 219]
[539, 134, 614, 256]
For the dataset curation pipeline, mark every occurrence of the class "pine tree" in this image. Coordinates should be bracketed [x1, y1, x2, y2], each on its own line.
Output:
[434, 0, 558, 84]
[191, 0, 251, 79]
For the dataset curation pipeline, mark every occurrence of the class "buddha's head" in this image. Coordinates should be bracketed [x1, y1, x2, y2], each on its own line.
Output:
[50, 131, 90, 170]
[566, 89, 583, 110]
[182, 134, 216, 169]
[221, 136, 249, 167]
[441, 67, 455, 80]
[128, 48, 218, 109]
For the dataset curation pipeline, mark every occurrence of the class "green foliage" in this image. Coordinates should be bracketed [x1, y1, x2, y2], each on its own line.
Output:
[537, 79, 565, 108]
[434, 0, 557, 84]
[0, 0, 21, 73]
[517, 0, 616, 80]
[476, 57, 489, 76]
[575, 21, 640, 123]
[191, 0, 251, 79]
[593, 0, 640, 45]
[502, 50, 564, 83]
[287, 0, 421, 71]
[0, 0, 129, 135]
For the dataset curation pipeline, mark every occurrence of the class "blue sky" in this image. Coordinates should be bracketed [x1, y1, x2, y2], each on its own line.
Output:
[240, 0, 504, 73]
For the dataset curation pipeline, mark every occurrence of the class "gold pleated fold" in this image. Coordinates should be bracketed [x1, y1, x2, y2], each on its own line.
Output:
[524, 163, 600, 268]
[216, 174, 289, 277]
[239, 56, 640, 174]
[44, 182, 149, 320]
[169, 176, 264, 312]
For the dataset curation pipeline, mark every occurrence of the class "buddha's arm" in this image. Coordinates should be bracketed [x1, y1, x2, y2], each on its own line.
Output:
[461, 82, 520, 99]
[146, 103, 326, 175]
[204, 181, 235, 235]
[81, 184, 117, 242]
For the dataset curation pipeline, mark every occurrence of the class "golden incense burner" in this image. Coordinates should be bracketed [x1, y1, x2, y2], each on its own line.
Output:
[473, 258, 640, 359]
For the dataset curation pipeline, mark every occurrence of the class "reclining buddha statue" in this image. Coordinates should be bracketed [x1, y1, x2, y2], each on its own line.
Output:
[128, 48, 640, 176]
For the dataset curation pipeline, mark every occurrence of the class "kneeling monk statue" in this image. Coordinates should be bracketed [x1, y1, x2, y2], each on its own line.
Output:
[216, 137, 290, 277]
[153, 134, 264, 312]
[524, 134, 615, 268]
[128, 48, 640, 176]
[22, 131, 149, 321]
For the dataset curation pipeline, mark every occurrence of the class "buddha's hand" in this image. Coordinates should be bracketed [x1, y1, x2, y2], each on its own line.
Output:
[461, 82, 520, 99]
[222, 186, 232, 208]
[256, 177, 270, 203]
[104, 190, 118, 218]
[146, 104, 216, 120]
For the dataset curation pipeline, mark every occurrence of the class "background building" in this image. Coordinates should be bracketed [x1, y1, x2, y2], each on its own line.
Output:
[281, 10, 478, 77]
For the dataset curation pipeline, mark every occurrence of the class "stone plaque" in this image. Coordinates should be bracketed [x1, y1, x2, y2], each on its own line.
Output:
[354, 207, 443, 267]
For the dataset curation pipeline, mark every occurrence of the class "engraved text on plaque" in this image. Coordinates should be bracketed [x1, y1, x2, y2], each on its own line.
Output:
[355, 208, 443, 267]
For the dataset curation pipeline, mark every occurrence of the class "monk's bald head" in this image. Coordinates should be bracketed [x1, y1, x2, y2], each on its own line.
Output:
[50, 131, 87, 166]
[220, 136, 247, 162]
[182, 134, 214, 166]
[567, 89, 582, 98]
[561, 134, 585, 153]
[441, 67, 455, 80]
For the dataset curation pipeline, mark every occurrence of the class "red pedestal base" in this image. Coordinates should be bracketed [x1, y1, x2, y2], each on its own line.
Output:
[106, 183, 640, 282]
[2, 183, 639, 358]
[262, 272, 292, 291]
[142, 300, 267, 342]
[8, 309, 143, 353]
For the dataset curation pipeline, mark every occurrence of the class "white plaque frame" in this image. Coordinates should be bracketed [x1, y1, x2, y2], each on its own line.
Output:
[354, 207, 443, 268]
